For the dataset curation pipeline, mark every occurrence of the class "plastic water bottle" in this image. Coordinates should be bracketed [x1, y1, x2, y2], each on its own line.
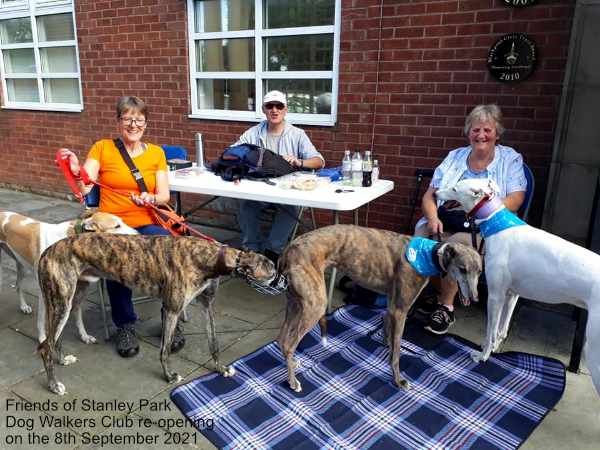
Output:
[362, 150, 373, 187]
[195, 132, 204, 171]
[372, 159, 379, 184]
[342, 150, 352, 186]
[351, 151, 362, 187]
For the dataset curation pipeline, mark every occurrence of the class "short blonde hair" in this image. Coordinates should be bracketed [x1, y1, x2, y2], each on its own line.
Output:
[464, 104, 504, 137]
[116, 96, 148, 120]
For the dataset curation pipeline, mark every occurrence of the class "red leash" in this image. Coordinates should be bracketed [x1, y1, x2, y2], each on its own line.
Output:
[55, 150, 217, 242]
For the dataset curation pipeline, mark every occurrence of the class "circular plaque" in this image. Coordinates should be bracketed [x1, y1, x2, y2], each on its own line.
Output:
[487, 33, 537, 83]
[503, 0, 536, 7]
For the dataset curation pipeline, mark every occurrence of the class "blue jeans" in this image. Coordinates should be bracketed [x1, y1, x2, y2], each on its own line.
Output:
[238, 200, 300, 254]
[106, 224, 171, 327]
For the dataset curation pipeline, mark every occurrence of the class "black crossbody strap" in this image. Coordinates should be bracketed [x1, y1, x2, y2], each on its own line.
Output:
[113, 138, 148, 193]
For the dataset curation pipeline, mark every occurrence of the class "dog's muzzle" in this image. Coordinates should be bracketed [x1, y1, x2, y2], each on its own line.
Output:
[240, 271, 288, 296]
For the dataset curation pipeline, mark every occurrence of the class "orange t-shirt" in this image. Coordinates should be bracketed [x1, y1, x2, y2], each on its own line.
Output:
[88, 139, 168, 228]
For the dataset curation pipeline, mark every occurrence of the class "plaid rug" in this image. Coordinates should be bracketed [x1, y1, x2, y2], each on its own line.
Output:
[171, 306, 565, 450]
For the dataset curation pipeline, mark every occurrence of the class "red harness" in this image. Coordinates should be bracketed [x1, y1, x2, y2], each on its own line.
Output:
[55, 150, 216, 241]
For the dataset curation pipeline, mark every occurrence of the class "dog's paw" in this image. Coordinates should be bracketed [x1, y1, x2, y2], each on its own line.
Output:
[80, 334, 97, 345]
[49, 381, 67, 396]
[20, 303, 33, 314]
[321, 336, 328, 346]
[470, 350, 488, 363]
[222, 366, 236, 377]
[395, 378, 411, 390]
[289, 380, 302, 393]
[60, 355, 78, 366]
[166, 373, 182, 384]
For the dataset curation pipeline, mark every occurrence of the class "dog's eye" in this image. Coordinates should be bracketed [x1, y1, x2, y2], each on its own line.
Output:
[459, 268, 467, 274]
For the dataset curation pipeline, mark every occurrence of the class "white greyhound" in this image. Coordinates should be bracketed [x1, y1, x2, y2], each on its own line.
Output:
[436, 178, 599, 396]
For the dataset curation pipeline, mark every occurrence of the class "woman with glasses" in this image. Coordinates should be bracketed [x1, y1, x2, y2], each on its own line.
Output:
[57, 96, 186, 358]
[234, 90, 325, 263]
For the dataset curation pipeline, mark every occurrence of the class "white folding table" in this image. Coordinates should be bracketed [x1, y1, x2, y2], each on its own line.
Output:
[169, 170, 394, 309]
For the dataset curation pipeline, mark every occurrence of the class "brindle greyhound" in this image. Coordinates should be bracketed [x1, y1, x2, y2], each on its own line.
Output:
[278, 224, 482, 392]
[37, 233, 276, 395]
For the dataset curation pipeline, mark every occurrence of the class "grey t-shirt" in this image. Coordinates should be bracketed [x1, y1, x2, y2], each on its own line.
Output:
[265, 132, 282, 154]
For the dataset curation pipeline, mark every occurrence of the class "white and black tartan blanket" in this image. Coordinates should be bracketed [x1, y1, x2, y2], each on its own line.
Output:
[171, 306, 565, 450]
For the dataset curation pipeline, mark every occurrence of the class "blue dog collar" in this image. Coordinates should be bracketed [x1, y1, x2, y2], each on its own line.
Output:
[478, 208, 526, 238]
[405, 237, 443, 277]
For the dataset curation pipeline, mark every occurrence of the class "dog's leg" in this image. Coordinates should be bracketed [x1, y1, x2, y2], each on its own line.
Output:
[72, 280, 96, 344]
[38, 340, 66, 395]
[36, 291, 47, 343]
[15, 261, 32, 314]
[204, 301, 235, 377]
[278, 272, 327, 393]
[198, 279, 235, 377]
[493, 291, 519, 352]
[56, 336, 77, 366]
[584, 308, 600, 396]
[160, 307, 181, 383]
[318, 316, 328, 346]
[383, 312, 391, 346]
[472, 288, 505, 363]
[389, 269, 426, 389]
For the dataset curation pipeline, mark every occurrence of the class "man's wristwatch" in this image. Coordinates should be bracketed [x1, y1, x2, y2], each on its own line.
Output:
[300, 160, 304, 168]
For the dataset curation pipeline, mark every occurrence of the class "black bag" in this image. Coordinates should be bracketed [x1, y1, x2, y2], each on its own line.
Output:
[437, 203, 471, 233]
[211, 143, 296, 182]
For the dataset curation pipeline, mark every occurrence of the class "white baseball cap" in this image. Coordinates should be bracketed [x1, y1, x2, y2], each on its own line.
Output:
[262, 90, 287, 106]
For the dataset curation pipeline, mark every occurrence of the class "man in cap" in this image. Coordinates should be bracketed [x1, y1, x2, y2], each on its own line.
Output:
[234, 90, 325, 263]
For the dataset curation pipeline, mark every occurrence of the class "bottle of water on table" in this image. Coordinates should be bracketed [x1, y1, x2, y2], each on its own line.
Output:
[372, 159, 379, 184]
[351, 151, 363, 187]
[342, 150, 352, 186]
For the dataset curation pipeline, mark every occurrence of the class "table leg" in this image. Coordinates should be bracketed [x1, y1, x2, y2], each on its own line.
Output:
[326, 210, 341, 312]
[174, 192, 182, 216]
[568, 306, 588, 373]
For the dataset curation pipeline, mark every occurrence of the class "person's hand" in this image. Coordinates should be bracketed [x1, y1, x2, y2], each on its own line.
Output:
[131, 192, 156, 206]
[427, 216, 444, 237]
[283, 155, 301, 167]
[57, 148, 80, 176]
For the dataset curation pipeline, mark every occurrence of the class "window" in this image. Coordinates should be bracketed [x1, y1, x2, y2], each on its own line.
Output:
[0, 0, 82, 111]
[187, 0, 340, 126]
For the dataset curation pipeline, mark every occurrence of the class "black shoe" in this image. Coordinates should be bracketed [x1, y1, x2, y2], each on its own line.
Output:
[424, 305, 455, 335]
[162, 309, 186, 353]
[263, 249, 280, 265]
[114, 323, 139, 358]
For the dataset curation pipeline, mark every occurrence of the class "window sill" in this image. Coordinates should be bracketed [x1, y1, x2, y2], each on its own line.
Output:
[1, 104, 83, 113]
[188, 112, 336, 127]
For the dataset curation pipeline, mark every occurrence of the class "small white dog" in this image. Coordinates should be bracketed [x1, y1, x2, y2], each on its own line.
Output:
[436, 178, 600, 396]
[0, 210, 137, 343]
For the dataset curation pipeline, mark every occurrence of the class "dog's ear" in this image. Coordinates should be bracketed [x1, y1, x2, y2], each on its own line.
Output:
[81, 217, 100, 231]
[442, 244, 456, 270]
[79, 209, 94, 219]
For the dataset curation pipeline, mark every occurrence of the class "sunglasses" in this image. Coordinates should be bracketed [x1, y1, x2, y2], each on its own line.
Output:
[264, 102, 285, 110]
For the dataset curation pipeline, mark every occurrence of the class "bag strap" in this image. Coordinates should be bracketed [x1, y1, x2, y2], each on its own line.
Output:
[113, 138, 148, 193]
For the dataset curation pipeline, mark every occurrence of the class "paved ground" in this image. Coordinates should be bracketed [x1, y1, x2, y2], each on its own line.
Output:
[0, 187, 597, 449]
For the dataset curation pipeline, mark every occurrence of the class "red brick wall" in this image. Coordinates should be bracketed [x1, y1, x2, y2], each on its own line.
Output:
[0, 0, 575, 231]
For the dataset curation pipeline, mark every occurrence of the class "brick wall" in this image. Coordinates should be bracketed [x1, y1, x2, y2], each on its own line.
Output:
[0, 0, 575, 231]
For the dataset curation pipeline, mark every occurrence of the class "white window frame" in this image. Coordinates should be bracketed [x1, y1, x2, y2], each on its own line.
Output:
[0, 0, 83, 112]
[187, 0, 341, 126]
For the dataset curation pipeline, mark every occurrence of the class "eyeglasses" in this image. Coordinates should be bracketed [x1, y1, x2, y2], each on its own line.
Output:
[264, 102, 285, 110]
[120, 117, 147, 126]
